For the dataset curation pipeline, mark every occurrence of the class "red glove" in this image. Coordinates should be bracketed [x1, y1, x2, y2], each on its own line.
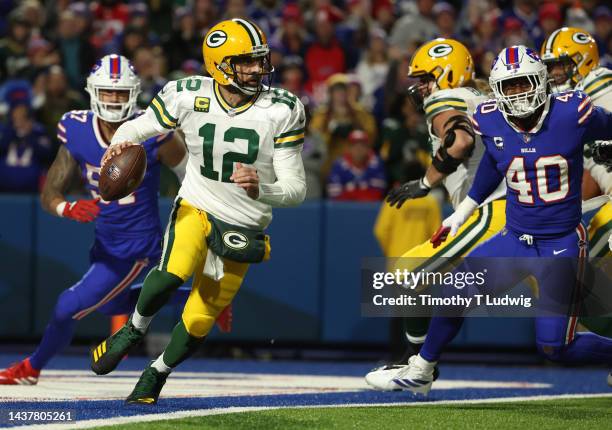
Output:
[215, 304, 233, 333]
[430, 225, 451, 249]
[60, 199, 100, 223]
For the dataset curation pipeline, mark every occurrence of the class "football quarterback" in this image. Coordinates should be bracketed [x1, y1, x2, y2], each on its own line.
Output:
[90, 19, 306, 404]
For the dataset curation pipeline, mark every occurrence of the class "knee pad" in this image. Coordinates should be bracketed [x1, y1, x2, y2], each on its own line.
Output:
[54, 288, 82, 322]
[537, 343, 564, 362]
[182, 312, 215, 338]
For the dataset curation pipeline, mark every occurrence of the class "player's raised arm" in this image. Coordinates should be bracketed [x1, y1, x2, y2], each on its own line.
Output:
[41, 145, 99, 222]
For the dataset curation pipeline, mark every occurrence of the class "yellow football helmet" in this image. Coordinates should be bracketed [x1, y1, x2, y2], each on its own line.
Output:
[407, 38, 474, 107]
[203, 18, 273, 95]
[540, 27, 599, 89]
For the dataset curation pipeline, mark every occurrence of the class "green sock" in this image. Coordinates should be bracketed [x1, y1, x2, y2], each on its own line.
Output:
[403, 316, 431, 343]
[579, 317, 612, 338]
[162, 320, 205, 368]
[136, 269, 184, 317]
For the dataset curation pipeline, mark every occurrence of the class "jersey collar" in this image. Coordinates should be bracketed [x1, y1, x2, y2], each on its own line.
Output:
[92, 115, 109, 149]
[502, 95, 551, 136]
[213, 81, 259, 116]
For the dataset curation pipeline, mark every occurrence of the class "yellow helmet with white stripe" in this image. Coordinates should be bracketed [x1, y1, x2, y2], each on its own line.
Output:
[409, 39, 474, 89]
[407, 38, 475, 108]
[540, 27, 599, 89]
[203, 18, 273, 95]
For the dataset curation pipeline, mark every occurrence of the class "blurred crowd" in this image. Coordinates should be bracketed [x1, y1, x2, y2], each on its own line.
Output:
[0, 0, 610, 200]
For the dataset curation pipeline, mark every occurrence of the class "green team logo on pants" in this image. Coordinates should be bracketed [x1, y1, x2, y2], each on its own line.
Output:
[223, 232, 249, 250]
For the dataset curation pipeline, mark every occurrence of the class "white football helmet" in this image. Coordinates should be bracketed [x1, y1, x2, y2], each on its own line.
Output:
[489, 46, 548, 118]
[85, 54, 140, 123]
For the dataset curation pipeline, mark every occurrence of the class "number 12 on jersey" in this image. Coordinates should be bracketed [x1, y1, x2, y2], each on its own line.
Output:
[506, 155, 569, 204]
[199, 123, 260, 182]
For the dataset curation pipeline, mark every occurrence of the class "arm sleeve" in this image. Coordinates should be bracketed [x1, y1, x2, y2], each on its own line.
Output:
[258, 146, 307, 206]
[111, 81, 180, 146]
[257, 97, 307, 207]
[467, 145, 504, 204]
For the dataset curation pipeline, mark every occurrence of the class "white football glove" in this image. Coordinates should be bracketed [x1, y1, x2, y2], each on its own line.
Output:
[431, 197, 479, 248]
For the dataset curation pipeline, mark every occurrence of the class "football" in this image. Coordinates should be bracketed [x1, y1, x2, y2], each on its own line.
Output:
[99, 144, 147, 201]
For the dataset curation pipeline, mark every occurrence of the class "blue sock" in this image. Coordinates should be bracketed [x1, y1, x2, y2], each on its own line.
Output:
[539, 332, 612, 365]
[29, 288, 82, 370]
[419, 317, 464, 362]
[29, 317, 76, 370]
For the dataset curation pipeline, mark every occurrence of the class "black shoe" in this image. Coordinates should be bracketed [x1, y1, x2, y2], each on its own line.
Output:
[91, 319, 145, 375]
[125, 365, 168, 405]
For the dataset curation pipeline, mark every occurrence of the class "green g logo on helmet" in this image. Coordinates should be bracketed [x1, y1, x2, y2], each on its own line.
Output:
[206, 30, 228, 48]
[572, 32, 591, 45]
[428, 43, 454, 58]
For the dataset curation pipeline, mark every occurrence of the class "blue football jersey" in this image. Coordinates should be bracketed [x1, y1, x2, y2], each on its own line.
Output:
[469, 91, 612, 236]
[58, 110, 169, 259]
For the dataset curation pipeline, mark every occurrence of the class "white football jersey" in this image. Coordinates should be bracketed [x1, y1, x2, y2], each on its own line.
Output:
[578, 66, 612, 195]
[423, 87, 506, 208]
[147, 76, 306, 229]
[577, 66, 612, 107]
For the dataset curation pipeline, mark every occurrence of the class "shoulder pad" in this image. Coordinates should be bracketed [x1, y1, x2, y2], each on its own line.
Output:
[423, 88, 470, 119]
[266, 87, 303, 112]
[578, 67, 612, 99]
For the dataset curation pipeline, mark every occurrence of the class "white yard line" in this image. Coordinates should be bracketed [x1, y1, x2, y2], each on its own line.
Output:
[12, 392, 612, 430]
[0, 372, 551, 401]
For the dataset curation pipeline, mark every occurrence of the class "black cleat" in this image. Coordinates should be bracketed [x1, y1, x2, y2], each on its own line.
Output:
[125, 365, 168, 405]
[91, 319, 144, 375]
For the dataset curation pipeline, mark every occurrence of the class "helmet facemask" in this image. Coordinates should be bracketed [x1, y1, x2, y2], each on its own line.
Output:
[492, 72, 548, 118]
[87, 85, 139, 122]
[407, 73, 437, 110]
[543, 55, 579, 92]
[220, 49, 274, 96]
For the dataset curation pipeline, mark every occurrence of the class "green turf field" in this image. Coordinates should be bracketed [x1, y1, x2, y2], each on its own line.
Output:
[99, 397, 612, 429]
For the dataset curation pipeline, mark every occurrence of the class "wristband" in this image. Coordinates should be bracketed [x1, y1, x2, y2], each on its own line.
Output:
[56, 201, 68, 217]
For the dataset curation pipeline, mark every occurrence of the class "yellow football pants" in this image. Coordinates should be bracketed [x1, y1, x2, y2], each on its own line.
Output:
[398, 199, 506, 271]
[588, 202, 612, 259]
[158, 197, 270, 338]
